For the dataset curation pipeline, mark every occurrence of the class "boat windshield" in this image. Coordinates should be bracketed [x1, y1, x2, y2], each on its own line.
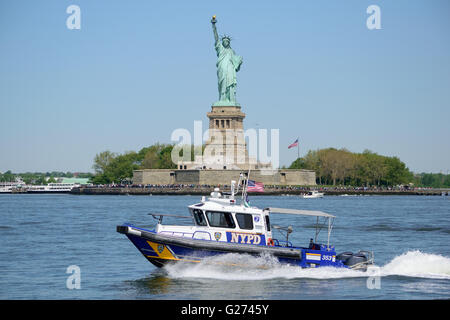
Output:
[205, 211, 236, 228]
[235, 213, 253, 230]
[192, 209, 208, 226]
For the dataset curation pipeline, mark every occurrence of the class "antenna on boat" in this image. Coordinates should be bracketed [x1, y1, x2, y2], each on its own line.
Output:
[241, 169, 251, 207]
[230, 180, 236, 200]
[235, 172, 243, 196]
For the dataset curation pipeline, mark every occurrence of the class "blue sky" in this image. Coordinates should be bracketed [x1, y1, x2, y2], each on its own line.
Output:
[0, 0, 449, 173]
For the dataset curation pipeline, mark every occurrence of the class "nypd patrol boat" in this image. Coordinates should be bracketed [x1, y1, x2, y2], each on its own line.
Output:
[117, 179, 374, 271]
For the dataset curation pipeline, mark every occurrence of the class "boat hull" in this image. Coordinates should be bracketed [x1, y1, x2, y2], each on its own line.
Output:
[117, 224, 349, 269]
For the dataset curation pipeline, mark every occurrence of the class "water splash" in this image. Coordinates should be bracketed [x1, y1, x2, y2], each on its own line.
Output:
[163, 251, 450, 281]
[380, 250, 450, 279]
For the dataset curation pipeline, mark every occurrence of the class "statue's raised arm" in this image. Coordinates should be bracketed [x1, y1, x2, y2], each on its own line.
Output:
[211, 15, 219, 44]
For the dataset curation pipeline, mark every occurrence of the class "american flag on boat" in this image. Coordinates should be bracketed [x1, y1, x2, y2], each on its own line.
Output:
[288, 138, 299, 149]
[247, 180, 264, 192]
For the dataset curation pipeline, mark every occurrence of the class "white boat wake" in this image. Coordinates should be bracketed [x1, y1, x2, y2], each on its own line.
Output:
[379, 250, 450, 280]
[164, 250, 450, 281]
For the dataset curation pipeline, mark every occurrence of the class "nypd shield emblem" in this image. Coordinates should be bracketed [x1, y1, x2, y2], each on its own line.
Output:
[157, 244, 164, 254]
[214, 232, 221, 241]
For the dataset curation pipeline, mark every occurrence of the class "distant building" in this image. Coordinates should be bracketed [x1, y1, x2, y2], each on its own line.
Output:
[133, 168, 316, 186]
[60, 177, 91, 185]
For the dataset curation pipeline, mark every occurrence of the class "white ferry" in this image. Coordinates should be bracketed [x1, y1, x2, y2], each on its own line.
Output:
[27, 183, 79, 193]
[0, 179, 25, 193]
[117, 176, 374, 271]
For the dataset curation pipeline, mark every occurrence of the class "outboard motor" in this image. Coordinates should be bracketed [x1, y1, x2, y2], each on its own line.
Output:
[338, 250, 374, 271]
[336, 251, 353, 264]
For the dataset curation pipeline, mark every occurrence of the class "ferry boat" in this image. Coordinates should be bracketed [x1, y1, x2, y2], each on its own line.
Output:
[27, 182, 79, 193]
[300, 190, 324, 198]
[0, 179, 25, 193]
[117, 178, 374, 271]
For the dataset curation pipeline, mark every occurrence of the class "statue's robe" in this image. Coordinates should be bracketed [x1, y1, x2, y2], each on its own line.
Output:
[215, 41, 242, 102]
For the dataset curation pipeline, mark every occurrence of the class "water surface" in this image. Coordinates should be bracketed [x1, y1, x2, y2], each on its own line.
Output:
[0, 194, 449, 299]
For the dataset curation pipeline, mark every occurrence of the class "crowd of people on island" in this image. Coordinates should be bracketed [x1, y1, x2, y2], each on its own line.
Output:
[82, 183, 446, 193]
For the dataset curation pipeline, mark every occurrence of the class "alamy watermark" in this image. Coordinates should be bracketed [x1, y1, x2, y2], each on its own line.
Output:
[66, 265, 81, 290]
[366, 265, 381, 289]
[366, 5, 381, 30]
[66, 5, 81, 30]
[64, 6, 381, 31]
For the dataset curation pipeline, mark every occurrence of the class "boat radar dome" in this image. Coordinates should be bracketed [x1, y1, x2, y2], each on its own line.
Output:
[211, 188, 221, 198]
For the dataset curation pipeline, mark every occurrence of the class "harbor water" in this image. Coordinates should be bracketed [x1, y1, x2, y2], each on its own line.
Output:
[0, 194, 449, 299]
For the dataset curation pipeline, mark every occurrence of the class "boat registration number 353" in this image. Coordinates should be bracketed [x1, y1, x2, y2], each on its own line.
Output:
[322, 255, 336, 262]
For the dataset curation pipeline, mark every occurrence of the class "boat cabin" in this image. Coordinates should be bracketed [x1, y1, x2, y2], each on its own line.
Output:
[155, 188, 273, 246]
[153, 186, 335, 251]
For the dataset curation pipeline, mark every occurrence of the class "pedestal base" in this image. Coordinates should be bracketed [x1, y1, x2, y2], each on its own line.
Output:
[212, 100, 241, 107]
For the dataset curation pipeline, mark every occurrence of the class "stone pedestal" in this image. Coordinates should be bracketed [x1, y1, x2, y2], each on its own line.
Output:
[179, 105, 262, 170]
[202, 105, 252, 169]
[178, 104, 273, 170]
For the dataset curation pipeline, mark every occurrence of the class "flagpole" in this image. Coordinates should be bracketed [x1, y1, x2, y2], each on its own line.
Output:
[297, 137, 299, 160]
[241, 170, 249, 202]
[243, 169, 250, 207]
[246, 169, 251, 195]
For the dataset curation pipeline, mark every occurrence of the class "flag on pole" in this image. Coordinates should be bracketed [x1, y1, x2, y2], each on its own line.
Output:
[247, 180, 264, 192]
[288, 138, 299, 149]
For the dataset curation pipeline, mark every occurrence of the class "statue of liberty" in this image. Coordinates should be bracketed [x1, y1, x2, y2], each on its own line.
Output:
[211, 16, 243, 106]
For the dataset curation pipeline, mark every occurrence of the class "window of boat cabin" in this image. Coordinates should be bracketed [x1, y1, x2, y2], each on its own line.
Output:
[235, 213, 253, 230]
[192, 209, 207, 226]
[265, 215, 271, 231]
[205, 211, 235, 228]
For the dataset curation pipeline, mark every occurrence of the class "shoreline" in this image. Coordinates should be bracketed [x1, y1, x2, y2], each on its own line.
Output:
[68, 186, 450, 196]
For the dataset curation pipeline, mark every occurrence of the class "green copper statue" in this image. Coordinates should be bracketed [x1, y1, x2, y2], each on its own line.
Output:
[211, 15, 243, 106]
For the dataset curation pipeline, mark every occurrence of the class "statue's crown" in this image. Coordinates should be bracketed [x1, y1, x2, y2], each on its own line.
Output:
[221, 34, 231, 41]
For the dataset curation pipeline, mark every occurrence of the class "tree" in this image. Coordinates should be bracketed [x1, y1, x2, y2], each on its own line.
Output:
[0, 170, 14, 182]
[320, 148, 340, 185]
[336, 149, 356, 185]
[384, 156, 413, 186]
[47, 176, 57, 183]
[289, 157, 307, 169]
[289, 150, 324, 184]
[142, 150, 160, 169]
[140, 143, 177, 169]
[93, 151, 117, 174]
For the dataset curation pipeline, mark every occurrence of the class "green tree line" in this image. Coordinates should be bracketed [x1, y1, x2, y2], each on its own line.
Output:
[289, 148, 416, 186]
[413, 172, 450, 188]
